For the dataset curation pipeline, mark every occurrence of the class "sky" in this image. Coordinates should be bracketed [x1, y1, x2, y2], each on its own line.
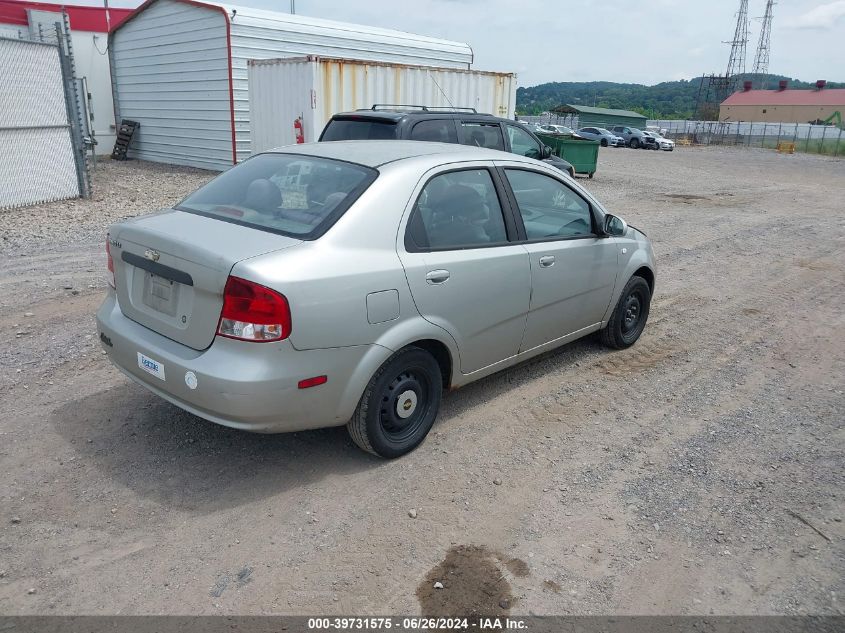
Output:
[41, 0, 844, 86]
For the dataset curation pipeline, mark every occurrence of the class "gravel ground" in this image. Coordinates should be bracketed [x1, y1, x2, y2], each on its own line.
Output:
[0, 148, 842, 616]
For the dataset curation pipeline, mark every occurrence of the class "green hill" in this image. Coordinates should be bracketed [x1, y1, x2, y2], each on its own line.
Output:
[516, 75, 845, 119]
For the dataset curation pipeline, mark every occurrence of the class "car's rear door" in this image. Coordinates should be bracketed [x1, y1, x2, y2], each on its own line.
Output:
[496, 162, 618, 352]
[457, 119, 506, 151]
[397, 163, 530, 374]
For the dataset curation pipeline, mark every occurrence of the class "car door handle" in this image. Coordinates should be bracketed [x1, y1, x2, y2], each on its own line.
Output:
[425, 269, 450, 284]
[539, 255, 555, 268]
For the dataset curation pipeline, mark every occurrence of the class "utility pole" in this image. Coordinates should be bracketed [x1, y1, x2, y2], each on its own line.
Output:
[753, 0, 775, 88]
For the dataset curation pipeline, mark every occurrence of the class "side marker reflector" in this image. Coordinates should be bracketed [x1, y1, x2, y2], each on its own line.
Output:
[297, 375, 327, 389]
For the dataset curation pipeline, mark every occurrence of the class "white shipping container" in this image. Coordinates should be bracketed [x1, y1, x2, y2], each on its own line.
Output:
[248, 56, 517, 152]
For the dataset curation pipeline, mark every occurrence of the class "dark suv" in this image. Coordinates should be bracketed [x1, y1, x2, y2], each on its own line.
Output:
[319, 105, 575, 177]
[609, 125, 648, 149]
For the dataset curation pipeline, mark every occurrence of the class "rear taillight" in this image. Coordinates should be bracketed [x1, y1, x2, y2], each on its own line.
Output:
[217, 276, 291, 342]
[106, 235, 115, 288]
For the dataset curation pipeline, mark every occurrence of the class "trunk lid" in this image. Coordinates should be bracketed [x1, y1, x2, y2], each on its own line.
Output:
[110, 210, 301, 350]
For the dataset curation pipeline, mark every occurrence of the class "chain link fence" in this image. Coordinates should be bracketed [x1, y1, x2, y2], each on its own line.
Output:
[647, 119, 844, 156]
[0, 14, 91, 210]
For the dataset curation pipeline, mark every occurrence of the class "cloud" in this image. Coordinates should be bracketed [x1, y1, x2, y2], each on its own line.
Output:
[792, 1, 845, 29]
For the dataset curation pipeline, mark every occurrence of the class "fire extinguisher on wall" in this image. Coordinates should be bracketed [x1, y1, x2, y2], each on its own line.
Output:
[294, 116, 304, 144]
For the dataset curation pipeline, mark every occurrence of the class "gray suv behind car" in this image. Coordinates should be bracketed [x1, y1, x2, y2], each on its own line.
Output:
[320, 105, 576, 178]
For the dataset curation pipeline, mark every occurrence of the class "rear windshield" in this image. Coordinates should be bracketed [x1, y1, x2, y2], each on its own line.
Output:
[321, 118, 398, 141]
[175, 153, 377, 239]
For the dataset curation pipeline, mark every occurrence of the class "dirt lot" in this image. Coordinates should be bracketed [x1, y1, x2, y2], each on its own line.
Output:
[0, 147, 842, 616]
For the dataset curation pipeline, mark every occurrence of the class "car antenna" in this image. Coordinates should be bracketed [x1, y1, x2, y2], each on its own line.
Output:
[428, 71, 455, 109]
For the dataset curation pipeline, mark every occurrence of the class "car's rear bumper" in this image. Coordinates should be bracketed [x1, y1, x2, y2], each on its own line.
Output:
[96, 292, 391, 433]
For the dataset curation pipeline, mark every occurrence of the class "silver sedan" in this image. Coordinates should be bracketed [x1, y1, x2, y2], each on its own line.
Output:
[97, 141, 656, 457]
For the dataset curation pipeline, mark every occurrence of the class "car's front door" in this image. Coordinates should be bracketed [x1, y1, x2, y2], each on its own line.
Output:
[398, 165, 530, 374]
[498, 164, 619, 352]
[504, 124, 542, 159]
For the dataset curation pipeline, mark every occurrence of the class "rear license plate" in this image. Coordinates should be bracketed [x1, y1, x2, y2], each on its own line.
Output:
[142, 273, 179, 317]
[137, 352, 166, 381]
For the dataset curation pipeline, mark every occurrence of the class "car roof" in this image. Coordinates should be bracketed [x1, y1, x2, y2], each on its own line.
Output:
[265, 140, 512, 167]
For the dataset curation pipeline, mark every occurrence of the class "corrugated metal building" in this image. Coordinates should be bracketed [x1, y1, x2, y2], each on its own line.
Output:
[109, 0, 474, 170]
[553, 104, 647, 130]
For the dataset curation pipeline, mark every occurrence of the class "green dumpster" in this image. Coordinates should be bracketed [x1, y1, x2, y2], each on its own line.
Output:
[537, 134, 600, 178]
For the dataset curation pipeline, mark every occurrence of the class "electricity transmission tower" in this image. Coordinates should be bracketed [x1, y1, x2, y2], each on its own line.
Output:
[752, 0, 775, 88]
[693, 0, 752, 120]
[724, 0, 749, 88]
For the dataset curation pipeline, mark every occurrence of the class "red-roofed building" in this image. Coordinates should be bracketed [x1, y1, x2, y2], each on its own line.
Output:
[0, 1, 132, 33]
[0, 1, 135, 151]
[720, 82, 845, 125]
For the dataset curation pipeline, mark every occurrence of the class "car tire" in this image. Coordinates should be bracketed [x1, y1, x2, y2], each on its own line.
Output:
[347, 347, 442, 458]
[600, 276, 651, 349]
[630, 138, 640, 149]
[600, 139, 608, 147]
[652, 144, 659, 151]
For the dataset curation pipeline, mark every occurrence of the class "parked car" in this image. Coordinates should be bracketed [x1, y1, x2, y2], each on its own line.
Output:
[320, 106, 576, 177]
[546, 124, 573, 135]
[649, 131, 675, 151]
[576, 127, 625, 147]
[610, 125, 648, 149]
[96, 141, 655, 458]
[640, 131, 660, 150]
[523, 122, 546, 134]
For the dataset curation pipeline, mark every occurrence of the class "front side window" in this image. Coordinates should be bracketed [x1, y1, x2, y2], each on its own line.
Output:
[460, 122, 505, 151]
[505, 125, 542, 159]
[406, 169, 508, 250]
[504, 169, 594, 240]
[176, 153, 376, 238]
[410, 119, 457, 143]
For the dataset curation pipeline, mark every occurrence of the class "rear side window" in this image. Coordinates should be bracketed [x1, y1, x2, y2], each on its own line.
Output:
[175, 153, 377, 239]
[321, 118, 398, 141]
[460, 122, 505, 151]
[406, 169, 508, 250]
[410, 119, 457, 143]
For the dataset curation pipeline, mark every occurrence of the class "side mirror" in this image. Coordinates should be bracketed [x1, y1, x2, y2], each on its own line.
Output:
[541, 145, 552, 159]
[604, 214, 627, 237]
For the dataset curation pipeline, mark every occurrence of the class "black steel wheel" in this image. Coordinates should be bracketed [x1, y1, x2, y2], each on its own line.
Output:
[348, 347, 442, 458]
[600, 276, 651, 349]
